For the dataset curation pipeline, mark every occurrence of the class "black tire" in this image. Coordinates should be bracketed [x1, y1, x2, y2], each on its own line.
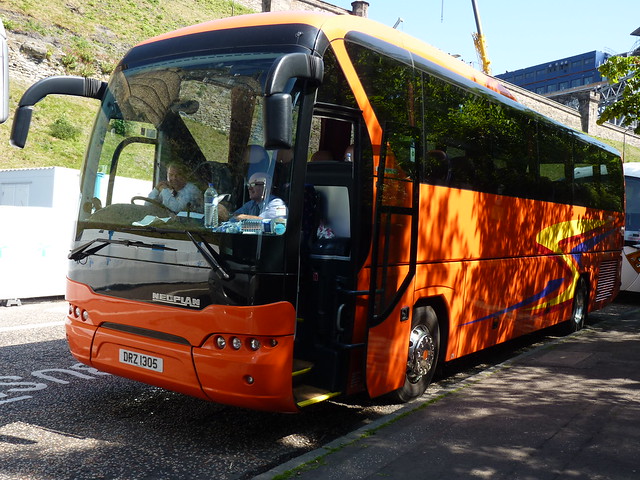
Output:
[564, 276, 588, 334]
[391, 305, 440, 403]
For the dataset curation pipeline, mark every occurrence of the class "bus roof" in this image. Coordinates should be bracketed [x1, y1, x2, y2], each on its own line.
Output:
[136, 11, 515, 101]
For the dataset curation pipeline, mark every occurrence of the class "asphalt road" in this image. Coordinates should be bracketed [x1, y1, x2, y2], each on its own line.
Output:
[0, 296, 633, 479]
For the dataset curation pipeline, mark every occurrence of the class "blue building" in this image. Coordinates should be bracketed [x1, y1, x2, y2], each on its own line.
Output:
[496, 51, 610, 96]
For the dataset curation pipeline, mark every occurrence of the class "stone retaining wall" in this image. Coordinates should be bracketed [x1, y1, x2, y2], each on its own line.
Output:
[505, 81, 640, 154]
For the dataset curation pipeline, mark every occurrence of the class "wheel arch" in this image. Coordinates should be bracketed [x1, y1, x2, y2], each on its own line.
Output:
[413, 295, 449, 365]
[577, 271, 592, 313]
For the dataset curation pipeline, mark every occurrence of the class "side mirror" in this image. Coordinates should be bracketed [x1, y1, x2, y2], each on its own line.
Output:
[263, 93, 293, 149]
[262, 53, 323, 150]
[10, 75, 106, 148]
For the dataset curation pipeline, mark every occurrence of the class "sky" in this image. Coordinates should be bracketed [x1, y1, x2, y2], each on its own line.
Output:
[333, 0, 639, 75]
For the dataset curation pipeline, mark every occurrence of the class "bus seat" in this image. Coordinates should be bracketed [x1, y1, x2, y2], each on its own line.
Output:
[310, 150, 334, 162]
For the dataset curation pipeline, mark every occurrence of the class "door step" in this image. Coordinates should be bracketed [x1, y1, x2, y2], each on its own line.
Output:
[294, 384, 341, 408]
[292, 359, 313, 377]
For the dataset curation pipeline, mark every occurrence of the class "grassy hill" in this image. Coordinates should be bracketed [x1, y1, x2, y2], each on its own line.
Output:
[0, 0, 254, 171]
[0, 0, 639, 173]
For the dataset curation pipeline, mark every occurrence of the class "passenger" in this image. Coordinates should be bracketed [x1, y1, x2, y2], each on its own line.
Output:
[148, 163, 202, 213]
[232, 172, 287, 220]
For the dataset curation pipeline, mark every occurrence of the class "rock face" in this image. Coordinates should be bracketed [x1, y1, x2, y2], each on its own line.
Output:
[19, 39, 48, 61]
[8, 33, 67, 84]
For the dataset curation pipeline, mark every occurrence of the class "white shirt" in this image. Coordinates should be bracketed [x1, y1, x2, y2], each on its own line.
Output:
[148, 182, 202, 213]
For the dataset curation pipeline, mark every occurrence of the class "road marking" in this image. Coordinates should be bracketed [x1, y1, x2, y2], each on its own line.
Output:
[1, 364, 110, 406]
[0, 395, 33, 405]
[0, 321, 65, 333]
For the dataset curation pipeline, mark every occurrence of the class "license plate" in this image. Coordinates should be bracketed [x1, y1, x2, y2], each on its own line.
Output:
[119, 349, 164, 372]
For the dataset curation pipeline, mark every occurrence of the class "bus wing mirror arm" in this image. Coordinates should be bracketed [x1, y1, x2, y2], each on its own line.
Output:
[263, 53, 323, 150]
[10, 75, 107, 148]
[264, 53, 323, 95]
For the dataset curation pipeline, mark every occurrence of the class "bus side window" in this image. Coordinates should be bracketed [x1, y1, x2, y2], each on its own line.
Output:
[423, 150, 449, 186]
[311, 185, 351, 257]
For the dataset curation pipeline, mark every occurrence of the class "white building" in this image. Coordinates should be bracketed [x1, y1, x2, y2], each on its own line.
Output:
[0, 167, 80, 302]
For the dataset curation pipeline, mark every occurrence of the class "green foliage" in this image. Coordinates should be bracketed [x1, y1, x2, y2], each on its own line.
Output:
[72, 37, 96, 64]
[49, 116, 81, 140]
[3, 20, 18, 30]
[78, 64, 96, 77]
[99, 61, 116, 76]
[111, 119, 134, 137]
[597, 56, 640, 133]
[596, 136, 640, 163]
[0, 0, 256, 172]
[23, 19, 49, 35]
[0, 79, 98, 170]
[60, 53, 78, 71]
[3, 0, 256, 83]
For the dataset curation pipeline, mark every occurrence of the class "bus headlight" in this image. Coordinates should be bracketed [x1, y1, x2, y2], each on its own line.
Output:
[215, 336, 226, 349]
[230, 337, 242, 350]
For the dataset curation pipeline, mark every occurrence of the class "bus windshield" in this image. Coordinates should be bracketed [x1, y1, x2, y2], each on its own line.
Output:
[74, 50, 298, 290]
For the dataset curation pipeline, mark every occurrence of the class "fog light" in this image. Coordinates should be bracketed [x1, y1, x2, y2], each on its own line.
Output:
[249, 338, 261, 351]
[245, 375, 254, 385]
[82, 310, 90, 322]
[215, 336, 226, 349]
[230, 337, 242, 350]
[269, 339, 278, 347]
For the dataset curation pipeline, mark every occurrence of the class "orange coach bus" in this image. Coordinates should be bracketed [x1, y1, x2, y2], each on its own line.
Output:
[10, 12, 624, 412]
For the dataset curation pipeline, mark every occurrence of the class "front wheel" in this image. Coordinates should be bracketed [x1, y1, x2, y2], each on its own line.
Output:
[391, 305, 440, 403]
[564, 277, 588, 334]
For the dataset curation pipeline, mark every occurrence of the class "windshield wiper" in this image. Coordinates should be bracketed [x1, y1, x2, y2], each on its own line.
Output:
[69, 238, 177, 261]
[121, 225, 233, 280]
[185, 231, 233, 281]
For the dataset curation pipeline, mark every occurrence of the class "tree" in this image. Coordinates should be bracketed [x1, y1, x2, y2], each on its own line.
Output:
[597, 55, 640, 133]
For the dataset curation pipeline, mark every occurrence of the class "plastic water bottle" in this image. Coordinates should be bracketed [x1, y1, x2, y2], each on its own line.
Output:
[204, 183, 218, 228]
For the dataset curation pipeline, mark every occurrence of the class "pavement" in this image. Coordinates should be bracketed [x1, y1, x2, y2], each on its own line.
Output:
[255, 299, 640, 480]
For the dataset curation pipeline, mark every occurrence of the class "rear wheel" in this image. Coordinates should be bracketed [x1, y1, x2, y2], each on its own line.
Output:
[391, 305, 440, 403]
[564, 277, 588, 334]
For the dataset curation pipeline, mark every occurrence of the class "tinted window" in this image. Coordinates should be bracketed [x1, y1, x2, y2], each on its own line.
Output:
[345, 41, 421, 181]
[344, 40, 623, 211]
[573, 139, 623, 211]
[537, 122, 573, 204]
[626, 175, 640, 232]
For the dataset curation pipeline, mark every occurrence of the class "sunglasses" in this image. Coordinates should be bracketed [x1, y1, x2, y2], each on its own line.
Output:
[247, 181, 265, 188]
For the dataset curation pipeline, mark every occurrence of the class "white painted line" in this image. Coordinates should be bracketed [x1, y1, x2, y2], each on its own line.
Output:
[0, 321, 65, 333]
[0, 396, 32, 405]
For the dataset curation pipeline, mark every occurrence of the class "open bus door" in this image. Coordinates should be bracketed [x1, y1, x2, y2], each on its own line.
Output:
[366, 124, 420, 398]
[0, 20, 9, 124]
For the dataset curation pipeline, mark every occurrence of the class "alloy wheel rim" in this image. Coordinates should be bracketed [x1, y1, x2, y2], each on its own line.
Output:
[407, 324, 435, 384]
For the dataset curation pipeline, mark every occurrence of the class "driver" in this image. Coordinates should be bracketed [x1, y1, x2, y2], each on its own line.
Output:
[148, 163, 202, 213]
[232, 172, 287, 220]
